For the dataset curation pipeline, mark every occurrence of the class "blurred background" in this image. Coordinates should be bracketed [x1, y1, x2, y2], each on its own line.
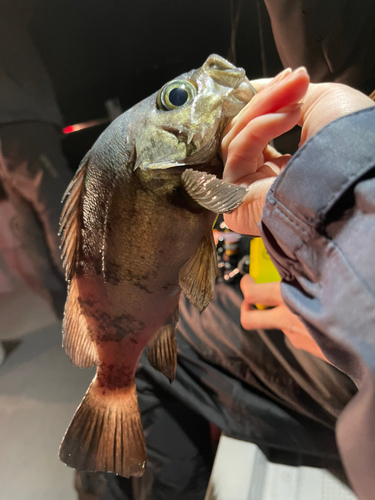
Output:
[32, 0, 282, 169]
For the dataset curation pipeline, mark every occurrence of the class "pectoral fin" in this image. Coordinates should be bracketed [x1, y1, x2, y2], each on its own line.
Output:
[179, 231, 217, 312]
[181, 168, 247, 214]
[147, 305, 179, 383]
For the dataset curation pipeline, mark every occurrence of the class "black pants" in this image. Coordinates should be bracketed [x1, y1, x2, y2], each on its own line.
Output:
[76, 283, 356, 500]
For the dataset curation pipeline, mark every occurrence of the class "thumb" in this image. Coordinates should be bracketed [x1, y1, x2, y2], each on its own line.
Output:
[224, 176, 275, 236]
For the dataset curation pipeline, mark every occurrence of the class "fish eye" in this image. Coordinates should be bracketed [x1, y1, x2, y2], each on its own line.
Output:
[157, 79, 197, 110]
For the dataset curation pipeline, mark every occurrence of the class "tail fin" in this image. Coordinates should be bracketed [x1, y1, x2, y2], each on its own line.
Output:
[59, 379, 146, 477]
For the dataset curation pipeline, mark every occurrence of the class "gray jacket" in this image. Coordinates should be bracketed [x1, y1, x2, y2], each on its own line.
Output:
[261, 107, 375, 500]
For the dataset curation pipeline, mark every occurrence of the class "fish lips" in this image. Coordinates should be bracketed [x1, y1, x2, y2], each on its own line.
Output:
[231, 78, 257, 103]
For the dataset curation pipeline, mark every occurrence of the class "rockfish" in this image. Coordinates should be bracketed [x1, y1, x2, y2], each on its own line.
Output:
[59, 54, 255, 477]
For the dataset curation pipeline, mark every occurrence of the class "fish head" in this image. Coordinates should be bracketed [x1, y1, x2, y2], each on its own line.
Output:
[130, 54, 256, 173]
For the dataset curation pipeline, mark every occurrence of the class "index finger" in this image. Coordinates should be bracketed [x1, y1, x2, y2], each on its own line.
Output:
[222, 67, 309, 159]
[240, 275, 283, 306]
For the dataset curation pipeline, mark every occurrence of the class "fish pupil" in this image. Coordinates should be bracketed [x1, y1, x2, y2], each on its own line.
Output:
[169, 87, 188, 107]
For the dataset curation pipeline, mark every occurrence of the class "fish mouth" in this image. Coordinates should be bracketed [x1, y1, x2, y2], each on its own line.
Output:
[203, 54, 246, 88]
[230, 79, 257, 103]
[161, 122, 221, 168]
[162, 124, 215, 148]
[147, 57, 256, 173]
[162, 126, 188, 143]
[203, 54, 257, 103]
[152, 126, 223, 176]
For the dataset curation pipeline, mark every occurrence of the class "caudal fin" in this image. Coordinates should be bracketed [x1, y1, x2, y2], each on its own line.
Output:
[59, 379, 146, 477]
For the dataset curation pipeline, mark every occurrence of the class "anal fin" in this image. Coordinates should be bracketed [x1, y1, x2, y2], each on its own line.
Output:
[179, 231, 217, 312]
[147, 305, 179, 383]
[63, 276, 97, 367]
[59, 379, 146, 477]
[181, 168, 247, 214]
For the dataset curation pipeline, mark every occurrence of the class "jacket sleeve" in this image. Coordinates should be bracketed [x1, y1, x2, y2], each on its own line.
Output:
[260, 107, 375, 500]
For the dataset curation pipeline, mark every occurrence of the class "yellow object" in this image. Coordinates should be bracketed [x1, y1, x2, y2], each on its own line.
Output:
[249, 237, 280, 309]
[212, 215, 219, 229]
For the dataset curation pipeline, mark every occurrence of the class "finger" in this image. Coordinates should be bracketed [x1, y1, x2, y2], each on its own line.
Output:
[263, 145, 292, 174]
[299, 82, 375, 146]
[263, 67, 292, 90]
[222, 67, 309, 159]
[283, 320, 328, 362]
[263, 144, 282, 159]
[241, 277, 283, 306]
[241, 302, 283, 331]
[240, 273, 254, 293]
[249, 78, 272, 92]
[237, 71, 290, 110]
[263, 156, 292, 176]
[241, 300, 308, 335]
[224, 176, 275, 236]
[225, 68, 292, 136]
[246, 68, 292, 97]
[263, 144, 292, 162]
[223, 104, 301, 184]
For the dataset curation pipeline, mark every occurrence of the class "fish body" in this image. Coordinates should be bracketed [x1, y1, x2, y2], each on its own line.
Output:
[59, 54, 255, 477]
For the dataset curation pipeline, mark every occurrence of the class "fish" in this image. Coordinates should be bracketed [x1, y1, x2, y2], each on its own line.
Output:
[58, 54, 256, 478]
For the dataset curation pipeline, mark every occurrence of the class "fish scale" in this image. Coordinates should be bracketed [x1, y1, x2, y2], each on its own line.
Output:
[58, 54, 256, 477]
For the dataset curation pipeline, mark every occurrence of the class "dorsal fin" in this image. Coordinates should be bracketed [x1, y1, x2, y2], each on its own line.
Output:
[59, 152, 97, 367]
[59, 153, 90, 282]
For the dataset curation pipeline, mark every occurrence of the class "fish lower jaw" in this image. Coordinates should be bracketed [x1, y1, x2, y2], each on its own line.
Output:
[231, 79, 257, 104]
[162, 122, 216, 148]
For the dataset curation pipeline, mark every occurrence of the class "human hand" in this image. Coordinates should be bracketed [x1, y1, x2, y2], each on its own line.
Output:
[240, 275, 327, 361]
[222, 70, 375, 236]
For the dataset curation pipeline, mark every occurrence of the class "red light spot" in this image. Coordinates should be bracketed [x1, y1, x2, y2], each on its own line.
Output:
[63, 125, 75, 134]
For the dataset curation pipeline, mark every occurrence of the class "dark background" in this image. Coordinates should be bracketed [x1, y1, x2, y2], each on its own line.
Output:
[28, 0, 283, 169]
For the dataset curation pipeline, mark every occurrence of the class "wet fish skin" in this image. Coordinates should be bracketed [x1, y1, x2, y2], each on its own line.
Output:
[59, 54, 256, 477]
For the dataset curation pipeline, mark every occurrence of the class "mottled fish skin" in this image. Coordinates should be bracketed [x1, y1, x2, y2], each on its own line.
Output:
[59, 54, 256, 477]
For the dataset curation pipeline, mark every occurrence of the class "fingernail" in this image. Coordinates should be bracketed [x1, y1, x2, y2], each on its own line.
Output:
[291, 66, 308, 77]
[266, 68, 292, 90]
[276, 67, 293, 81]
